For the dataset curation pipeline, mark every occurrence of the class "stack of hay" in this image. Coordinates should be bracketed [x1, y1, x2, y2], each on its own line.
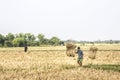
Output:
[66, 43, 76, 57]
[89, 46, 98, 59]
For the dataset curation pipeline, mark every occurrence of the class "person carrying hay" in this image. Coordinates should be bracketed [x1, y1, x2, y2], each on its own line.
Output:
[76, 47, 84, 66]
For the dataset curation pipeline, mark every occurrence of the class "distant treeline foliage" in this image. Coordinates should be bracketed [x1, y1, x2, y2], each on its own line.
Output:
[0, 33, 64, 47]
[0, 33, 119, 47]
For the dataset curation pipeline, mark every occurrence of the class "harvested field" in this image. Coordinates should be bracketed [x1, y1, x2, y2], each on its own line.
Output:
[0, 45, 120, 80]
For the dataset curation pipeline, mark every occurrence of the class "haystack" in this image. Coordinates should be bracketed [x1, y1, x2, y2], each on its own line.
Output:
[89, 46, 98, 59]
[66, 43, 76, 57]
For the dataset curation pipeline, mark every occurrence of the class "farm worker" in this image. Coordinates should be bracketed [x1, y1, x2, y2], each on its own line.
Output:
[24, 41, 28, 52]
[76, 47, 84, 66]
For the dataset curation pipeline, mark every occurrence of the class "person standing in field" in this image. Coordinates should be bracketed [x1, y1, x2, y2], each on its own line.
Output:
[76, 47, 84, 66]
[24, 41, 28, 52]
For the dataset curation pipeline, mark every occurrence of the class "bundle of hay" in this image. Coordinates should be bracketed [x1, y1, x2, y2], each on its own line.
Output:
[66, 43, 76, 57]
[89, 46, 98, 59]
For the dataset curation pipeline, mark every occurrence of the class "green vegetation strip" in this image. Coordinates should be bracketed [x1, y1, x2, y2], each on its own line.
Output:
[83, 64, 120, 72]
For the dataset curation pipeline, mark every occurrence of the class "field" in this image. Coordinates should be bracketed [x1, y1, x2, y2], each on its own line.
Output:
[0, 44, 120, 80]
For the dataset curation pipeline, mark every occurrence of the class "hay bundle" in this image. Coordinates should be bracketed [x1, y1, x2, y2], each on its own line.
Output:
[89, 46, 98, 59]
[66, 43, 76, 57]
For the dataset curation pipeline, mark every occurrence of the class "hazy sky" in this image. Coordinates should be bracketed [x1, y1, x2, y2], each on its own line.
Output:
[0, 0, 120, 41]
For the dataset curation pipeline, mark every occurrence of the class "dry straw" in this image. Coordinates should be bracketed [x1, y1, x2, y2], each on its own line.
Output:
[66, 43, 76, 57]
[89, 46, 98, 59]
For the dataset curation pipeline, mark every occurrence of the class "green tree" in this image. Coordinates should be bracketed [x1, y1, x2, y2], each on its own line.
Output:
[42, 38, 50, 45]
[50, 36, 60, 46]
[15, 33, 25, 38]
[5, 33, 15, 47]
[0, 34, 5, 47]
[25, 33, 36, 41]
[59, 41, 65, 46]
[4, 41, 13, 47]
[37, 34, 44, 45]
[24, 33, 36, 46]
[12, 38, 25, 47]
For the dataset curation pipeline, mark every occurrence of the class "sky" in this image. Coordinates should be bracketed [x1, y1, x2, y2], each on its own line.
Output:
[0, 0, 120, 41]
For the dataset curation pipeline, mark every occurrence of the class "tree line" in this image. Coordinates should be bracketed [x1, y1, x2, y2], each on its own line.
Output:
[0, 33, 119, 47]
[0, 33, 64, 47]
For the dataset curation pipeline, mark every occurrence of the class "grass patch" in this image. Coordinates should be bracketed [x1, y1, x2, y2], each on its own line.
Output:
[83, 64, 120, 72]
[60, 64, 77, 70]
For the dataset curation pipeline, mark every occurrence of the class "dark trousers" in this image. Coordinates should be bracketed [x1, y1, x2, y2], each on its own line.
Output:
[24, 47, 28, 52]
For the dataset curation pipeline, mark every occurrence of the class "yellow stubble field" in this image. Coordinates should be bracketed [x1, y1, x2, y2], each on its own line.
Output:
[0, 44, 120, 80]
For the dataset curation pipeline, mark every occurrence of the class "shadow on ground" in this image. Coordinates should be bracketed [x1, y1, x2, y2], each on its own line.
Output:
[83, 64, 120, 72]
